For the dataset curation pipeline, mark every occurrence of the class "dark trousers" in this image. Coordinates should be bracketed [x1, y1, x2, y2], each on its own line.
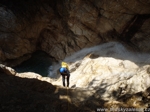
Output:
[62, 74, 70, 87]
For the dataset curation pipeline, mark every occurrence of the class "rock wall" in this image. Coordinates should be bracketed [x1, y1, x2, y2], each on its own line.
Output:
[0, 0, 150, 66]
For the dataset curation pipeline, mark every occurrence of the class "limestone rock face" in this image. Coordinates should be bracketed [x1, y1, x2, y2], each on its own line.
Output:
[53, 42, 150, 101]
[0, 0, 150, 65]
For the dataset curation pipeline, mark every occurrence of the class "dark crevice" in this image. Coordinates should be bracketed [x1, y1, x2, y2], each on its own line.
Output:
[98, 33, 105, 42]
[120, 14, 150, 43]
[73, 37, 82, 50]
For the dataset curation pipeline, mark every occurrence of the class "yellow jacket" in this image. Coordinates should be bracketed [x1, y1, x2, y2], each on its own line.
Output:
[61, 62, 69, 70]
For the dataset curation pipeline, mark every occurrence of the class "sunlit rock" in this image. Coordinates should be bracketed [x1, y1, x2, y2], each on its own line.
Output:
[53, 42, 150, 101]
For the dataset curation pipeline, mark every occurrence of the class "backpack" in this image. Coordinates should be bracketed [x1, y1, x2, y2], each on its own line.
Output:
[59, 67, 67, 74]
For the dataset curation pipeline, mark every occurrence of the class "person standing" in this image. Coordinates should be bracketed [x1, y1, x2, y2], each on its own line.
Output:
[59, 62, 70, 87]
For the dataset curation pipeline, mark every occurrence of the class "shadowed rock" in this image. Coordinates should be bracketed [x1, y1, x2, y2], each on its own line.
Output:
[0, 0, 149, 66]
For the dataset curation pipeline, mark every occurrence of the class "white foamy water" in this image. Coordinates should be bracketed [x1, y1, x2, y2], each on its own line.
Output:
[50, 42, 150, 78]
[65, 42, 150, 63]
